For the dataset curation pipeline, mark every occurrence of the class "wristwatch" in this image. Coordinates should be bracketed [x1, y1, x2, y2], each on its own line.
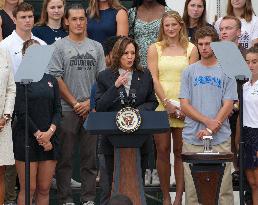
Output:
[3, 114, 11, 124]
[233, 103, 239, 112]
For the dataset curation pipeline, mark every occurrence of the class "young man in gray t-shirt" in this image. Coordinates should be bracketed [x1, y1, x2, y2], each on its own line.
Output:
[48, 4, 105, 205]
[179, 26, 237, 205]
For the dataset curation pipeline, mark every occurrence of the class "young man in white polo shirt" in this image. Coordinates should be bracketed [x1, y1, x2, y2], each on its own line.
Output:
[0, 2, 46, 74]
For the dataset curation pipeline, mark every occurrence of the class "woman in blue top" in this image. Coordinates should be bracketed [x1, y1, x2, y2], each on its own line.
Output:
[86, 0, 129, 45]
[32, 0, 67, 44]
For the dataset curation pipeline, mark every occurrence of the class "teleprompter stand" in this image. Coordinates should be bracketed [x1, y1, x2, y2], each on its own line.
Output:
[15, 45, 54, 205]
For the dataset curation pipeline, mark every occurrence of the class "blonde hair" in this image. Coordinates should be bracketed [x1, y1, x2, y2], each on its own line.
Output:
[87, 0, 126, 19]
[157, 11, 189, 50]
[0, 0, 22, 9]
[0, 0, 4, 9]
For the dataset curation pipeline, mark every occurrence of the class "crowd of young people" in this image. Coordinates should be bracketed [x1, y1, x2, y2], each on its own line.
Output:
[0, 0, 257, 205]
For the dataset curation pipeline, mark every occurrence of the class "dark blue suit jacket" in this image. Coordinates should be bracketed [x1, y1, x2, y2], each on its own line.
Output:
[95, 68, 158, 112]
[95, 68, 158, 154]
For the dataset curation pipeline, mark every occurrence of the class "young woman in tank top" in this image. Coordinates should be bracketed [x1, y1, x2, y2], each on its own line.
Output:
[148, 11, 199, 205]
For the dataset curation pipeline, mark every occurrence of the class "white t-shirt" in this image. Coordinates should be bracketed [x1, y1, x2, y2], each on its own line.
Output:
[243, 80, 258, 128]
[0, 31, 46, 74]
[215, 15, 258, 49]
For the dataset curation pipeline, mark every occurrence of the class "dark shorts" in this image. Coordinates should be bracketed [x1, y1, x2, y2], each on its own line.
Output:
[243, 126, 258, 169]
[13, 131, 59, 162]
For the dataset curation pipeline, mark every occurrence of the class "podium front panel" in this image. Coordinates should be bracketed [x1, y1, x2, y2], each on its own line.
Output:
[84, 111, 169, 135]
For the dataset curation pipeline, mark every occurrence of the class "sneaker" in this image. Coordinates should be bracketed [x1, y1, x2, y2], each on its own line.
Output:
[52, 178, 81, 189]
[82, 201, 95, 205]
[71, 178, 81, 188]
[96, 171, 100, 183]
[144, 169, 151, 186]
[151, 169, 160, 186]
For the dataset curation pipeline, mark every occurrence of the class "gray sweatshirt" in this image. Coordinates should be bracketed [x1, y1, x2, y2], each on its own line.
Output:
[48, 36, 105, 111]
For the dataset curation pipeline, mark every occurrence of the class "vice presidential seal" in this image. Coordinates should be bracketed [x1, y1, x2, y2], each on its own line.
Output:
[116, 107, 141, 133]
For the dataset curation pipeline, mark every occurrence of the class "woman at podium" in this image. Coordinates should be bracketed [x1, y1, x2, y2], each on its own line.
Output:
[13, 39, 61, 205]
[95, 36, 158, 203]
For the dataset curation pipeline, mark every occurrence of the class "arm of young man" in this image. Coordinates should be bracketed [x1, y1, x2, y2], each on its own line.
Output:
[215, 99, 234, 124]
[57, 77, 89, 118]
[57, 77, 77, 107]
[180, 98, 221, 132]
[195, 99, 234, 139]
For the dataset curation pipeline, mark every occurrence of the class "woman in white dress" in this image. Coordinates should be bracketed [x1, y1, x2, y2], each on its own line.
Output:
[0, 47, 16, 204]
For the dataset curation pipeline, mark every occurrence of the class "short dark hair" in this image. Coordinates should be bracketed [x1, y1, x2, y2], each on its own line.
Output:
[103, 36, 122, 56]
[247, 43, 258, 55]
[195, 26, 219, 43]
[108, 194, 133, 205]
[111, 36, 142, 72]
[221, 15, 241, 30]
[22, 39, 40, 56]
[13, 2, 34, 18]
[65, 3, 86, 19]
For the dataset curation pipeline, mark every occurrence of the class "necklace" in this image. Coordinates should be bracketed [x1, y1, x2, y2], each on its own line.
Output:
[48, 26, 60, 33]
[47, 23, 62, 33]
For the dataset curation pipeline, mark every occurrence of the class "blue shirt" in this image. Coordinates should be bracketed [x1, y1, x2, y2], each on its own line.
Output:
[32, 25, 68, 45]
[179, 62, 238, 145]
[87, 8, 118, 45]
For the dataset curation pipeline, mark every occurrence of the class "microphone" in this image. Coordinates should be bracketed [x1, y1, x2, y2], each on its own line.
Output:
[119, 90, 125, 106]
[130, 89, 136, 107]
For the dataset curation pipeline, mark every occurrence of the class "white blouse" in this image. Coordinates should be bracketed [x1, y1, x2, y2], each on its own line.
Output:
[243, 80, 258, 128]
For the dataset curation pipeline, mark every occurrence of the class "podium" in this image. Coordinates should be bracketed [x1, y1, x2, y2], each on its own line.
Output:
[182, 152, 233, 205]
[85, 111, 169, 205]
